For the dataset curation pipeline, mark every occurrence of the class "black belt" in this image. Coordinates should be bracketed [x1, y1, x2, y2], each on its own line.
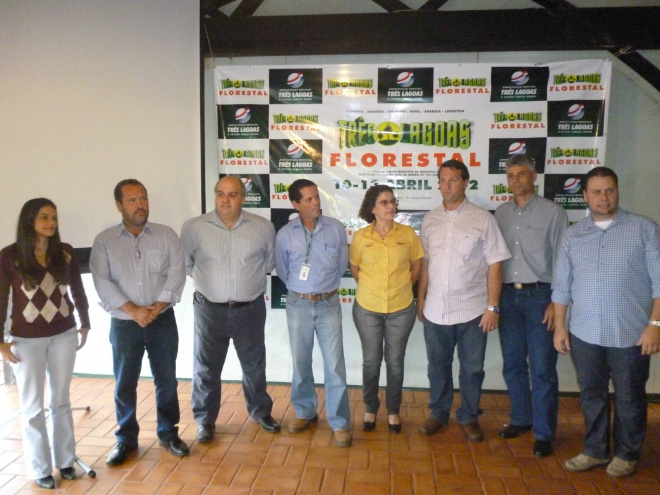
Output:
[506, 282, 550, 290]
[195, 291, 254, 309]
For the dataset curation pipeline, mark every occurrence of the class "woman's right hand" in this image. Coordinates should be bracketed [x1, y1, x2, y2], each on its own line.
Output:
[0, 342, 19, 363]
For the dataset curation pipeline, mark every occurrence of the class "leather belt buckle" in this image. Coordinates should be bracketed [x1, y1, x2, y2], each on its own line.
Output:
[513, 282, 523, 290]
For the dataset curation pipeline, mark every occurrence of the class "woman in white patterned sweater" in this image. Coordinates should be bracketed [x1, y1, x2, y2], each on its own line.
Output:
[0, 198, 90, 490]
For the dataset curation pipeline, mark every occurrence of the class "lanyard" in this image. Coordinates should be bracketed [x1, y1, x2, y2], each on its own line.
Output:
[302, 217, 319, 264]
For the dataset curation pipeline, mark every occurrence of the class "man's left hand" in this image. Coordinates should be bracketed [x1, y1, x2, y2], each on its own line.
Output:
[636, 325, 660, 355]
[479, 310, 499, 333]
[542, 303, 555, 331]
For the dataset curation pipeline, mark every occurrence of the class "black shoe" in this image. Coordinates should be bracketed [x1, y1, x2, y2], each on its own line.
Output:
[59, 467, 76, 480]
[533, 440, 553, 457]
[499, 424, 532, 439]
[257, 415, 281, 433]
[106, 443, 138, 466]
[197, 424, 215, 443]
[388, 422, 402, 434]
[159, 436, 190, 457]
[363, 420, 376, 432]
[35, 475, 56, 489]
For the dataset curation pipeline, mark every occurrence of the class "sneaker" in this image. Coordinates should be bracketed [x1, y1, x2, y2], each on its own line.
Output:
[564, 453, 609, 472]
[606, 457, 637, 477]
[334, 430, 352, 447]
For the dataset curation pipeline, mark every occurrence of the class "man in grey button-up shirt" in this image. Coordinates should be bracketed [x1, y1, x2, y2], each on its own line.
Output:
[90, 179, 188, 466]
[494, 154, 567, 458]
[181, 175, 279, 442]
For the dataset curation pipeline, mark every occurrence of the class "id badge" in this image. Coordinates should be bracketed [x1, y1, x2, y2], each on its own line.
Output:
[299, 263, 311, 281]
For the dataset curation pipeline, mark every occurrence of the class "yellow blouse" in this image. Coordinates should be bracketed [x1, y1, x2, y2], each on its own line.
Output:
[349, 221, 424, 313]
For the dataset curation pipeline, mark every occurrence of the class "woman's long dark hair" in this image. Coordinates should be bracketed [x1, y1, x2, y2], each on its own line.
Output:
[16, 198, 69, 290]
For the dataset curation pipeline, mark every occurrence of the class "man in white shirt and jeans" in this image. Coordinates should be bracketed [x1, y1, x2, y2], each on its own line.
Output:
[417, 160, 510, 442]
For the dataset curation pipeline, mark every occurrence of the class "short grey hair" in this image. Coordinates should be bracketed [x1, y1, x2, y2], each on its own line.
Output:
[505, 154, 536, 174]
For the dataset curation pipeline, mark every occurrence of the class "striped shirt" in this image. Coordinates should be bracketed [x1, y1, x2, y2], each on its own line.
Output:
[90, 222, 186, 319]
[420, 199, 510, 325]
[552, 208, 660, 348]
[181, 210, 275, 303]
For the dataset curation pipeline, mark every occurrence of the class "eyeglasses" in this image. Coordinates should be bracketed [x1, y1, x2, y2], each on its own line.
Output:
[376, 199, 399, 206]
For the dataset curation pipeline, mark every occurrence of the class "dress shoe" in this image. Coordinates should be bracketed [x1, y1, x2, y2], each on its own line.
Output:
[463, 422, 484, 443]
[196, 424, 215, 443]
[388, 422, 402, 434]
[499, 424, 532, 439]
[288, 415, 318, 433]
[59, 466, 76, 480]
[363, 420, 376, 431]
[35, 475, 56, 489]
[106, 443, 138, 466]
[564, 453, 609, 472]
[257, 415, 281, 433]
[159, 436, 190, 457]
[335, 429, 352, 447]
[533, 440, 553, 457]
[606, 456, 637, 477]
[418, 418, 446, 436]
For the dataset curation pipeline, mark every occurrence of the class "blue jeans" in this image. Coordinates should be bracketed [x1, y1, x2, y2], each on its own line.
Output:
[423, 315, 486, 425]
[499, 284, 558, 441]
[286, 291, 350, 431]
[352, 300, 416, 415]
[191, 292, 273, 424]
[110, 308, 181, 445]
[570, 334, 650, 461]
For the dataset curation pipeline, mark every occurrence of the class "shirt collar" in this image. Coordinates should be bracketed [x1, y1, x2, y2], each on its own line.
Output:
[443, 198, 468, 215]
[512, 193, 539, 212]
[118, 221, 152, 239]
[210, 210, 245, 230]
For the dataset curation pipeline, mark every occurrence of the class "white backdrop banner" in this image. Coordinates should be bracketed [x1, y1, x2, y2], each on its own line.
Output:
[214, 60, 611, 309]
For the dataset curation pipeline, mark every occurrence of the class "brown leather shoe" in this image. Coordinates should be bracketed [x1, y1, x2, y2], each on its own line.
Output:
[334, 430, 352, 447]
[288, 415, 318, 433]
[418, 418, 446, 436]
[463, 422, 484, 442]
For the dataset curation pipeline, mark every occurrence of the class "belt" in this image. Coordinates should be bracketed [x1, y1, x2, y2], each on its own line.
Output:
[506, 282, 550, 290]
[195, 291, 253, 309]
[216, 300, 251, 309]
[292, 290, 337, 302]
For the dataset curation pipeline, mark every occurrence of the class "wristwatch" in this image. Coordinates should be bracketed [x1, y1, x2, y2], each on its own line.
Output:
[487, 305, 500, 314]
[649, 320, 660, 327]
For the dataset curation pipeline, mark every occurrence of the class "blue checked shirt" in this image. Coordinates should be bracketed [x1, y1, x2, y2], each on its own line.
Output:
[552, 209, 660, 348]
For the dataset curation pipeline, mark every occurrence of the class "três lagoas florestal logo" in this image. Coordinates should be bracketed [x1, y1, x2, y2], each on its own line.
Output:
[547, 100, 605, 137]
[218, 78, 267, 96]
[490, 67, 549, 102]
[269, 139, 322, 174]
[326, 78, 375, 96]
[269, 69, 323, 104]
[436, 76, 489, 95]
[218, 105, 269, 139]
[377, 68, 433, 103]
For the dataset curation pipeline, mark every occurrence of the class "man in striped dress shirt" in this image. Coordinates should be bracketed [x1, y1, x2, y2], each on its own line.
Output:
[417, 160, 510, 442]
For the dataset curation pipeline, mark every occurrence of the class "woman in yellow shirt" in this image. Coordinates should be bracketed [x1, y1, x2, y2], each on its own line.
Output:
[349, 185, 424, 433]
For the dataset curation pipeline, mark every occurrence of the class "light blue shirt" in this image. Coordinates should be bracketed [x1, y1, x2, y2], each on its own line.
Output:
[275, 215, 348, 294]
[552, 208, 660, 347]
[90, 221, 186, 319]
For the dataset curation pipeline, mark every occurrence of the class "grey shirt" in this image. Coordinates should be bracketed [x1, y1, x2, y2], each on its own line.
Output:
[90, 221, 186, 319]
[494, 194, 568, 284]
[181, 210, 276, 303]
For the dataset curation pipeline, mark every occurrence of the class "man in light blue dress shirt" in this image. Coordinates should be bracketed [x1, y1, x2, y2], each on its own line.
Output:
[274, 179, 352, 447]
[553, 167, 660, 477]
[181, 176, 280, 443]
[90, 179, 188, 466]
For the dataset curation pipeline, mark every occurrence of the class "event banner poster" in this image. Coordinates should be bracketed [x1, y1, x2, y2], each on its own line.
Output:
[214, 60, 611, 306]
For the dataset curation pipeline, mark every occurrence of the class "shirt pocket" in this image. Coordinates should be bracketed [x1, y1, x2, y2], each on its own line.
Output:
[147, 249, 165, 273]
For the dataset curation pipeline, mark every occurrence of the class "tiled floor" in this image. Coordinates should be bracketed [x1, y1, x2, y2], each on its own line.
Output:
[0, 377, 659, 495]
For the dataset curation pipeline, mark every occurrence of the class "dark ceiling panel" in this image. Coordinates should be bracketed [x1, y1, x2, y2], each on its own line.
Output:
[370, 0, 412, 13]
[202, 7, 660, 56]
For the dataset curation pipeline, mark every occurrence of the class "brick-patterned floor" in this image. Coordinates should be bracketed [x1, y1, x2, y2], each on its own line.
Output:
[0, 377, 659, 494]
